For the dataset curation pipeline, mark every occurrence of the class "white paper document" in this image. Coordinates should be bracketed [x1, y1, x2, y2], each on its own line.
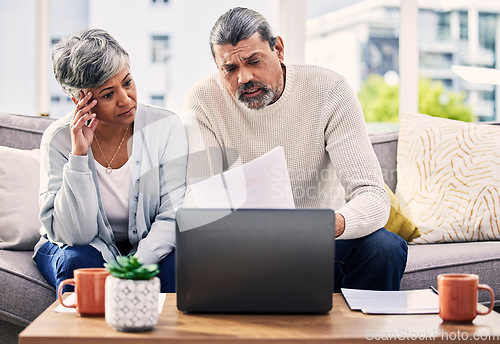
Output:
[341, 288, 439, 314]
[54, 293, 167, 314]
[190, 146, 295, 209]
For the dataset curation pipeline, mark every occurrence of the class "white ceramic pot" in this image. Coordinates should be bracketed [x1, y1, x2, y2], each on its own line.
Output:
[105, 275, 160, 332]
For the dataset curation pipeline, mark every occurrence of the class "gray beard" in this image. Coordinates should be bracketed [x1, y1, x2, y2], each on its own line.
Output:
[237, 81, 279, 110]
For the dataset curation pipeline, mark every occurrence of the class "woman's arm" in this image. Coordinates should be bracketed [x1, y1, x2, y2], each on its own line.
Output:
[39, 122, 100, 246]
[134, 115, 189, 264]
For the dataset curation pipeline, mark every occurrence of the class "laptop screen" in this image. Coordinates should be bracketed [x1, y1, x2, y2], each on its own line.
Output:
[175, 208, 335, 314]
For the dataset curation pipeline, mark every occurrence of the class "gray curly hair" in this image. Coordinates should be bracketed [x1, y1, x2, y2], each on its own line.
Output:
[52, 28, 130, 100]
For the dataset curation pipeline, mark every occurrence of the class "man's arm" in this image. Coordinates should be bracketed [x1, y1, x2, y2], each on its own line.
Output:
[325, 76, 390, 239]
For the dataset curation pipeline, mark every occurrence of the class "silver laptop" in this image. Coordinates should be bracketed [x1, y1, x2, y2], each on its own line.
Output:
[175, 208, 335, 314]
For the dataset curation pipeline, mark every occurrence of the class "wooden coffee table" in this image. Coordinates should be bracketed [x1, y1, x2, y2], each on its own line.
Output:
[19, 293, 500, 343]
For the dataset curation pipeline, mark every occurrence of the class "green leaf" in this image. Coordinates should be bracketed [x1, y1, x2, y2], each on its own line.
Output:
[105, 256, 159, 280]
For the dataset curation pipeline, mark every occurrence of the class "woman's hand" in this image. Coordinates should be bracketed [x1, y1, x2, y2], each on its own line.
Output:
[70, 91, 100, 156]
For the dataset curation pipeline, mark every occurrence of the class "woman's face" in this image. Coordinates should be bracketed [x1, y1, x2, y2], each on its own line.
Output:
[87, 66, 137, 126]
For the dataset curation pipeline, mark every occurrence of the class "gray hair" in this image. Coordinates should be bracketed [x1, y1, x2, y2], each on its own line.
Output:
[209, 7, 277, 58]
[52, 28, 130, 100]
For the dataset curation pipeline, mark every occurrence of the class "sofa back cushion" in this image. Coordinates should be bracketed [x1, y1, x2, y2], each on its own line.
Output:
[0, 113, 54, 250]
[370, 132, 399, 192]
[0, 146, 41, 250]
[0, 113, 54, 150]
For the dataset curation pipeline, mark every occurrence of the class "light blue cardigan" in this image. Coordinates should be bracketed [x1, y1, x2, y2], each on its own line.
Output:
[35, 104, 188, 264]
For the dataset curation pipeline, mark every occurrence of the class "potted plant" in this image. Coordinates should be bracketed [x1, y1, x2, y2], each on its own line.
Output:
[104, 256, 160, 332]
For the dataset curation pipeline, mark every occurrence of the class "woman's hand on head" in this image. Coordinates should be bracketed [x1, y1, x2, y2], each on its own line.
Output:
[70, 91, 100, 156]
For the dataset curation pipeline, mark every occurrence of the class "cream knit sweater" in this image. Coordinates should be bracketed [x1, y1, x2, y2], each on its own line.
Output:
[181, 64, 390, 239]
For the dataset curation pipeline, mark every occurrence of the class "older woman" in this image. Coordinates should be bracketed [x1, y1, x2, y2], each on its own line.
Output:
[34, 28, 187, 293]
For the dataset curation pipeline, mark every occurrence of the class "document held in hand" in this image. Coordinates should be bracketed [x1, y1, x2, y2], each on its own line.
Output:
[190, 146, 295, 209]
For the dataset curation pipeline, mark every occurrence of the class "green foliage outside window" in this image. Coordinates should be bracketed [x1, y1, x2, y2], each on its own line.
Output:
[358, 74, 475, 123]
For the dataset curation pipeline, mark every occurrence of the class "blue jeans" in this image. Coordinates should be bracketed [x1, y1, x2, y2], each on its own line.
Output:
[34, 242, 176, 294]
[334, 228, 408, 291]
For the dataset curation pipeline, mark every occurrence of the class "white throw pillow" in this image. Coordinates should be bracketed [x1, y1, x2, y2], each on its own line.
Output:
[0, 146, 41, 250]
[396, 113, 500, 243]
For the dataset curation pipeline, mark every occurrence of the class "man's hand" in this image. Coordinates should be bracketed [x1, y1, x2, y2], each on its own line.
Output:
[335, 213, 345, 237]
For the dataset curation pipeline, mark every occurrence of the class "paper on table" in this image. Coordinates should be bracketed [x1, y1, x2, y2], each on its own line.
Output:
[54, 293, 167, 314]
[341, 288, 439, 314]
[191, 146, 295, 209]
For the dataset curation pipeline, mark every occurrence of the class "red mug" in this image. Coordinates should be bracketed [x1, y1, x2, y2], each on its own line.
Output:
[437, 273, 495, 323]
[58, 268, 110, 317]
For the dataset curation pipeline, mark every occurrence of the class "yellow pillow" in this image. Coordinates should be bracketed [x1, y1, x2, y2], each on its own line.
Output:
[384, 184, 420, 242]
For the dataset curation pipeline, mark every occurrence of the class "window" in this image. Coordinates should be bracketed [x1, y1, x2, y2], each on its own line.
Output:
[437, 12, 451, 41]
[307, 1, 500, 130]
[441, 79, 453, 88]
[362, 37, 399, 76]
[369, 26, 396, 38]
[151, 35, 170, 63]
[151, 95, 164, 107]
[459, 11, 468, 40]
[420, 52, 452, 69]
[479, 13, 496, 51]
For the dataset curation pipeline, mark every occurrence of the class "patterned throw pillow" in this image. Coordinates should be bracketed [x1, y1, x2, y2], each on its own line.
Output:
[396, 113, 500, 243]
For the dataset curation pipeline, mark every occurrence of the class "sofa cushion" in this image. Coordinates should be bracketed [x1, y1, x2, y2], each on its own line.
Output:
[396, 113, 500, 243]
[401, 241, 500, 308]
[0, 146, 41, 250]
[0, 250, 55, 327]
[370, 132, 399, 192]
[0, 113, 54, 150]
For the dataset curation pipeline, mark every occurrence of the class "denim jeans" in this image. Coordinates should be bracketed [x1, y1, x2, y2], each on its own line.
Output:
[36, 228, 406, 295]
[334, 228, 408, 291]
[34, 241, 176, 294]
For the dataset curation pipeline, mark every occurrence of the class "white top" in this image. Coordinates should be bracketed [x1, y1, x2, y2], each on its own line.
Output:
[182, 64, 390, 239]
[95, 159, 130, 242]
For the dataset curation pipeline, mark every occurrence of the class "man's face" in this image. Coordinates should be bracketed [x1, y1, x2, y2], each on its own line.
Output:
[213, 32, 285, 110]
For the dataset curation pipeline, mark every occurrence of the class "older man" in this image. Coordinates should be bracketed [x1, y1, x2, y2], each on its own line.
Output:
[182, 7, 407, 291]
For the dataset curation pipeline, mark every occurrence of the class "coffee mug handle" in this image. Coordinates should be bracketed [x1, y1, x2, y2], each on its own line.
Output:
[58, 278, 76, 308]
[477, 284, 495, 315]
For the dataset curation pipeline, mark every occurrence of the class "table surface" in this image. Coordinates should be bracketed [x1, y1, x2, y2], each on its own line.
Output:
[19, 293, 500, 344]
